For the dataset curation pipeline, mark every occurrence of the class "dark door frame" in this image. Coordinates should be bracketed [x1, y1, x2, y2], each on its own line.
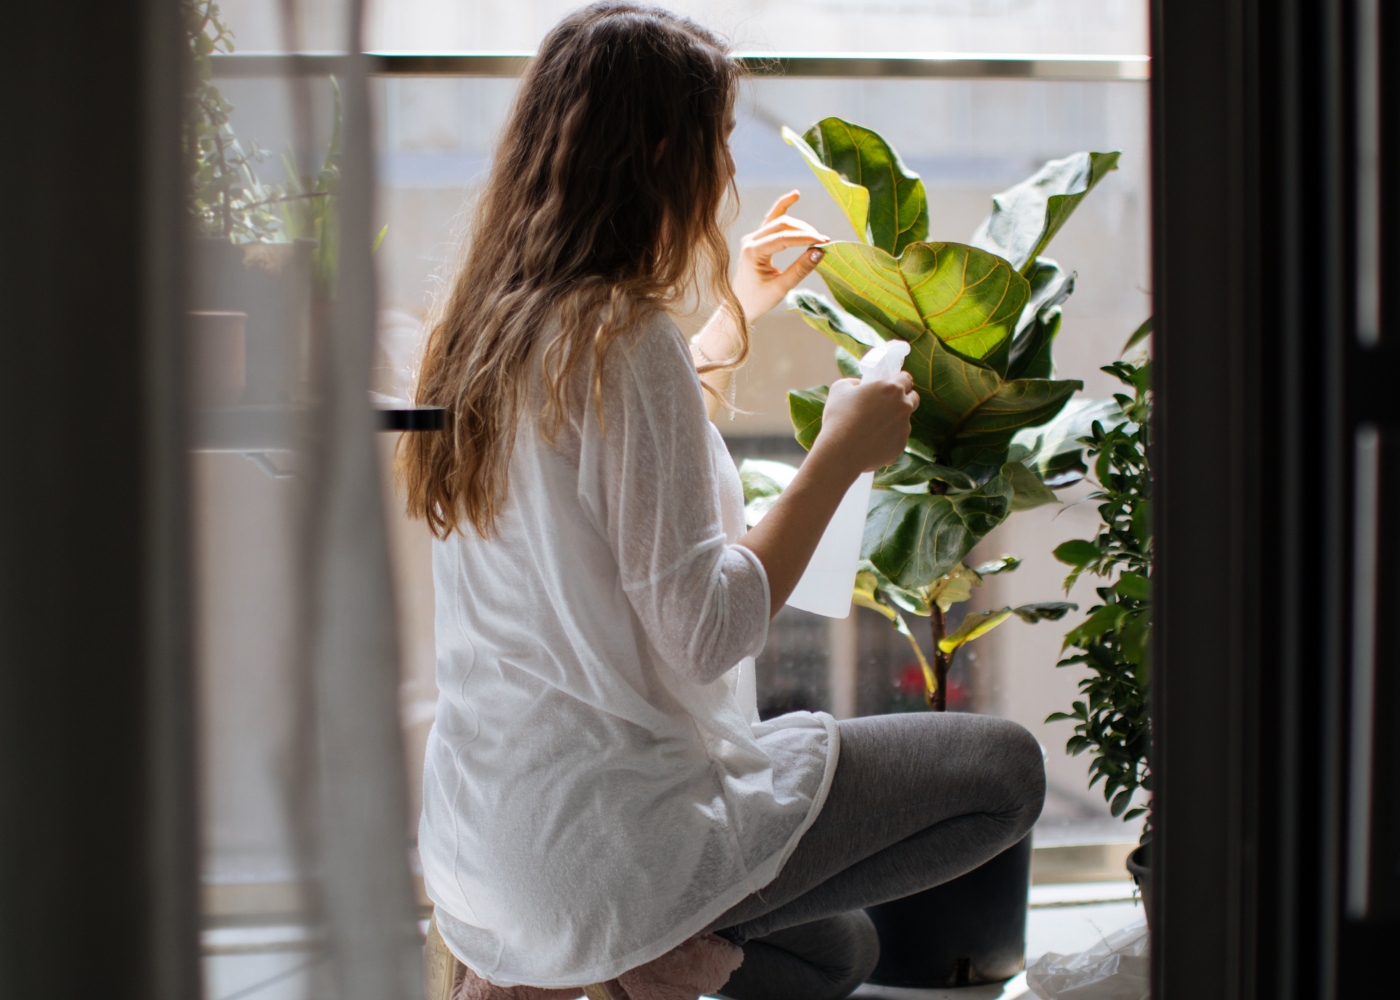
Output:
[0, 0, 199, 997]
[1153, 0, 1399, 996]
[8, 0, 1400, 996]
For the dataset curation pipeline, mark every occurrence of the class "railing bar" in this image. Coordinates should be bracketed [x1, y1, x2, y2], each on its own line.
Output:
[210, 51, 1149, 81]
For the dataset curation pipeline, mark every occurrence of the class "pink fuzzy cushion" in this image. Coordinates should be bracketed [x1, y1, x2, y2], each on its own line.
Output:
[450, 934, 743, 1000]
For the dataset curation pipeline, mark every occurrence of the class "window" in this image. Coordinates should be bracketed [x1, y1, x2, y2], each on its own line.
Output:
[367, 42, 1152, 855]
[193, 5, 1152, 994]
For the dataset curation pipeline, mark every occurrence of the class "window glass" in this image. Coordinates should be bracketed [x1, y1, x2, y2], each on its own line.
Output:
[196, 18, 1153, 967]
[364, 0, 1147, 56]
[372, 67, 1151, 847]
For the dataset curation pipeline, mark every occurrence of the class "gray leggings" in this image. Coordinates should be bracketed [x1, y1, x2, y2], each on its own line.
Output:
[705, 712, 1046, 1000]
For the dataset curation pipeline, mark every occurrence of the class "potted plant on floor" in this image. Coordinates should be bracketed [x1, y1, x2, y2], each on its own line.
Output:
[742, 118, 1121, 987]
[1047, 325, 1153, 917]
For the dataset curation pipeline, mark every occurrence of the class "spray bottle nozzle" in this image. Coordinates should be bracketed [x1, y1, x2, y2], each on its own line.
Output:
[857, 339, 911, 382]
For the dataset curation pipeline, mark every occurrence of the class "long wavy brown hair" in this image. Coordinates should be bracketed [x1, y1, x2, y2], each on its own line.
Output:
[399, 2, 745, 539]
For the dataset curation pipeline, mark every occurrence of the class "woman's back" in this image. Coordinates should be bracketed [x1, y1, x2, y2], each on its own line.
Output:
[419, 314, 838, 987]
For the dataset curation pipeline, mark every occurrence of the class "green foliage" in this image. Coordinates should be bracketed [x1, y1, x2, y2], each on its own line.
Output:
[1047, 348, 1153, 834]
[788, 386, 829, 450]
[182, 0, 349, 295]
[783, 120, 928, 255]
[278, 79, 345, 297]
[939, 601, 1076, 654]
[183, 0, 282, 242]
[971, 152, 1122, 273]
[815, 240, 1030, 358]
[771, 116, 1117, 707]
[862, 480, 1012, 591]
[783, 118, 1116, 592]
[739, 459, 798, 527]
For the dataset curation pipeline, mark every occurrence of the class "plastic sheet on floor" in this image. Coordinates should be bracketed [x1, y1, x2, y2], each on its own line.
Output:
[1025, 919, 1148, 1000]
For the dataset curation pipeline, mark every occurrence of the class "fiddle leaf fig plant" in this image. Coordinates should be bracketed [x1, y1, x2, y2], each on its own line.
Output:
[743, 118, 1120, 709]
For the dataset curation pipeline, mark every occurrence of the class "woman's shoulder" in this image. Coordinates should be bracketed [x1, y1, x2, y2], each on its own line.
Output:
[609, 310, 691, 381]
[556, 310, 700, 442]
[586, 310, 702, 409]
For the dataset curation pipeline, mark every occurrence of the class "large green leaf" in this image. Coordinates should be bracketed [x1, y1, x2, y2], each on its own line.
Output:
[966, 377, 1081, 442]
[814, 242, 925, 339]
[873, 450, 978, 491]
[862, 477, 1012, 589]
[738, 458, 798, 527]
[1011, 397, 1125, 487]
[1002, 460, 1057, 510]
[1009, 306, 1061, 381]
[939, 609, 1013, 653]
[971, 151, 1121, 272]
[833, 346, 863, 379]
[782, 126, 870, 245]
[1004, 258, 1073, 381]
[905, 332, 1001, 447]
[1016, 258, 1075, 336]
[789, 385, 829, 450]
[905, 331, 1080, 454]
[817, 242, 1030, 360]
[857, 558, 932, 616]
[786, 289, 886, 358]
[800, 117, 928, 256]
[900, 243, 1030, 358]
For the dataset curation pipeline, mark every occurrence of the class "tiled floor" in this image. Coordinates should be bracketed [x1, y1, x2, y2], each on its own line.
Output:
[202, 882, 1147, 1000]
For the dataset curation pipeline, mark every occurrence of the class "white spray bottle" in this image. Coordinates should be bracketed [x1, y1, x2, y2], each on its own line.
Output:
[785, 338, 912, 618]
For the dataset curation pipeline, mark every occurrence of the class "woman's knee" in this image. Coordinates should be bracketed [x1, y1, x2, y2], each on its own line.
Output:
[829, 710, 1045, 841]
[816, 910, 879, 990]
[985, 717, 1047, 835]
[718, 911, 880, 1000]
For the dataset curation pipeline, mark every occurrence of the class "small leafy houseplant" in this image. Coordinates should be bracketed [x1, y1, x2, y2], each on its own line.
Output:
[184, 0, 283, 242]
[1049, 326, 1153, 835]
[744, 118, 1122, 709]
[183, 0, 348, 276]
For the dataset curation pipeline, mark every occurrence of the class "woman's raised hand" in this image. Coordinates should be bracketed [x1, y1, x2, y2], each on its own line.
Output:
[731, 191, 831, 321]
[812, 373, 920, 476]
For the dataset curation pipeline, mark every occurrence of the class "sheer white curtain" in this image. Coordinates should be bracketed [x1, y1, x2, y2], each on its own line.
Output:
[193, 1, 422, 996]
[286, 1, 422, 996]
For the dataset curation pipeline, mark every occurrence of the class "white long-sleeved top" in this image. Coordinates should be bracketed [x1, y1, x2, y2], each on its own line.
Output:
[419, 312, 839, 988]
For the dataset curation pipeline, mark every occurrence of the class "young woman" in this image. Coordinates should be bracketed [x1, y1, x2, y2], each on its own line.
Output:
[401, 5, 1045, 999]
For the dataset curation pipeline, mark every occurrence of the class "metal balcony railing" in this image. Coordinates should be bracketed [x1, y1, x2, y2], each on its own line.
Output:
[211, 51, 1150, 81]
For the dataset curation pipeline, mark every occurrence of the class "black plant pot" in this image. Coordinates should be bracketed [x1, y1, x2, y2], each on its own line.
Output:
[1125, 843, 1151, 929]
[865, 835, 1032, 988]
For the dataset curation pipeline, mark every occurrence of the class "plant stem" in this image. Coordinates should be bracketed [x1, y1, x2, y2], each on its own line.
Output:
[927, 605, 951, 711]
[212, 124, 233, 239]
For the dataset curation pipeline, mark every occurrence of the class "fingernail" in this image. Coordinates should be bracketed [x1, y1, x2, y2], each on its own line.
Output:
[809, 250, 823, 262]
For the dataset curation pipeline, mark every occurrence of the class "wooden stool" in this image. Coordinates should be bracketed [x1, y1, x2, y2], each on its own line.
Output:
[424, 911, 618, 1000]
